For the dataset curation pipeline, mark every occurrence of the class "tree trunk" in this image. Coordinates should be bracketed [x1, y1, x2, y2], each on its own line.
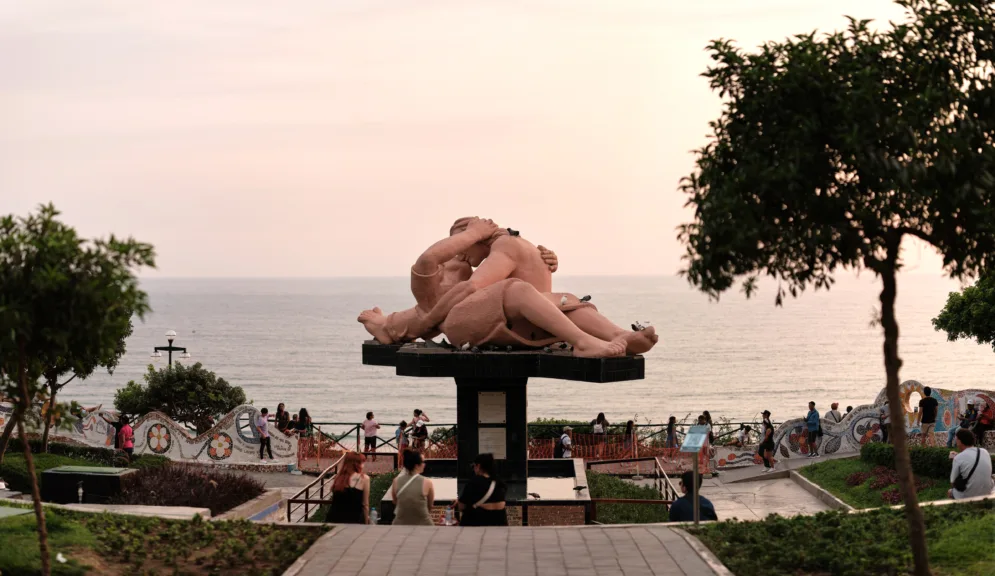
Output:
[40, 386, 56, 453]
[0, 415, 15, 466]
[880, 261, 931, 576]
[17, 347, 51, 576]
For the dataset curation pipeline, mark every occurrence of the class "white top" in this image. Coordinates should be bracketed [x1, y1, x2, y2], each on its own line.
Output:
[255, 414, 269, 438]
[950, 447, 994, 499]
[737, 430, 748, 444]
[592, 423, 604, 434]
[880, 405, 891, 425]
[825, 410, 843, 423]
[560, 433, 572, 458]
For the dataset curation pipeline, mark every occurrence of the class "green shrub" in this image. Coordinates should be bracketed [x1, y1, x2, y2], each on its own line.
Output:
[370, 470, 399, 511]
[109, 465, 265, 516]
[859, 442, 995, 478]
[693, 499, 995, 576]
[587, 471, 669, 524]
[528, 418, 594, 439]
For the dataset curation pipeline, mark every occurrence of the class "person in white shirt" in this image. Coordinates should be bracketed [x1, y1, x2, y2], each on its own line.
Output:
[256, 408, 273, 462]
[559, 426, 573, 458]
[824, 403, 843, 424]
[948, 428, 994, 499]
[362, 412, 381, 461]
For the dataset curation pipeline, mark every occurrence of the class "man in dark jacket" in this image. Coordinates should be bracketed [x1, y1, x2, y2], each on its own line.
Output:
[668, 471, 718, 523]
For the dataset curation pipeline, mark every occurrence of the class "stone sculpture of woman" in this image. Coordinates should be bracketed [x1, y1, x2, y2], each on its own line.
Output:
[359, 218, 658, 358]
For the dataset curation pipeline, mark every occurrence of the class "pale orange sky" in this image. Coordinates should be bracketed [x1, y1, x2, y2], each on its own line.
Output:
[0, 0, 946, 277]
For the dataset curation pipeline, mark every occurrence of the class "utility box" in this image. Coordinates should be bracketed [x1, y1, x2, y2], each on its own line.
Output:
[41, 466, 136, 504]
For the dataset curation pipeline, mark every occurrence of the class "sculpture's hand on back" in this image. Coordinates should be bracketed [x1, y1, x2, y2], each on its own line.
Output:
[537, 245, 558, 274]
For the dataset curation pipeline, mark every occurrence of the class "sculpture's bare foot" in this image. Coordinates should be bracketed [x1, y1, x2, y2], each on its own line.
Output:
[622, 325, 658, 355]
[358, 307, 394, 344]
[573, 335, 627, 358]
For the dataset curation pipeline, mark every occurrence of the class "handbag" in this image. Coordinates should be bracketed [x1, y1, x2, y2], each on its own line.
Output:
[953, 448, 982, 493]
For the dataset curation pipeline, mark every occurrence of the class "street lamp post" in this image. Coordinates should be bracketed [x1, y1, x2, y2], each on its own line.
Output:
[152, 330, 192, 367]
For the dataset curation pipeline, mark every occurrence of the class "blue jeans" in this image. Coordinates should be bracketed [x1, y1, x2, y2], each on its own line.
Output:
[947, 426, 960, 448]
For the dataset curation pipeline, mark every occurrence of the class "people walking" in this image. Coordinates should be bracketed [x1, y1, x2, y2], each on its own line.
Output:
[117, 415, 135, 460]
[759, 410, 776, 473]
[916, 387, 940, 446]
[256, 408, 273, 462]
[456, 453, 508, 526]
[805, 402, 820, 457]
[666, 416, 678, 449]
[554, 426, 573, 458]
[326, 452, 370, 524]
[592, 413, 609, 457]
[391, 451, 435, 525]
[623, 420, 635, 455]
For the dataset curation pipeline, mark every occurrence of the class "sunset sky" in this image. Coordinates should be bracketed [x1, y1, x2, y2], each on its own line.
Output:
[2, 0, 946, 277]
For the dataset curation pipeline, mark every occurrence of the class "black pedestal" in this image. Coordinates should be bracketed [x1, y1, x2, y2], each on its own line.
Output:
[363, 340, 644, 495]
[455, 377, 528, 497]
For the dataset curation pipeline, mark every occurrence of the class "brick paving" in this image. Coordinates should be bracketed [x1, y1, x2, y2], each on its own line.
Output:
[285, 525, 723, 576]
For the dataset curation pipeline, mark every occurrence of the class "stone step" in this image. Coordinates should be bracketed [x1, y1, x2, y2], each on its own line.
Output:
[0, 489, 23, 499]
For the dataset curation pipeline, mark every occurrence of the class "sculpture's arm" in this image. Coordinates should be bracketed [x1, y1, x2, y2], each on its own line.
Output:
[412, 218, 497, 275]
[468, 246, 517, 290]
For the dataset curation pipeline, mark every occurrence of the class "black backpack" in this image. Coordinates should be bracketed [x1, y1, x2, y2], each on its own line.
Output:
[553, 435, 565, 458]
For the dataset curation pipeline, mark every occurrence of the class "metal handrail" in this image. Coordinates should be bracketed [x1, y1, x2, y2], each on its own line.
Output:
[654, 456, 681, 502]
[287, 454, 345, 522]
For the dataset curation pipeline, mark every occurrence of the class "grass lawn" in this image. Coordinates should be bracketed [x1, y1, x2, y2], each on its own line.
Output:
[587, 471, 669, 524]
[0, 502, 330, 575]
[0, 454, 104, 493]
[692, 499, 995, 576]
[799, 457, 951, 508]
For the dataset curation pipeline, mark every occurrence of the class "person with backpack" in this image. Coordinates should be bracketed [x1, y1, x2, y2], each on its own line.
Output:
[554, 426, 573, 458]
[948, 428, 994, 499]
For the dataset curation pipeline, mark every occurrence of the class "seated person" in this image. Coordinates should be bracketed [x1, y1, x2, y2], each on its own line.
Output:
[725, 425, 751, 447]
[668, 471, 718, 522]
[948, 428, 994, 500]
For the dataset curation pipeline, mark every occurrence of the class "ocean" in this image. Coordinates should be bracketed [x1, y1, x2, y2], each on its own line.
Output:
[66, 274, 993, 430]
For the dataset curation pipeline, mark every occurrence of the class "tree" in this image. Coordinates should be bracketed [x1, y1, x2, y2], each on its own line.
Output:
[932, 272, 995, 349]
[677, 2, 995, 574]
[0, 204, 154, 575]
[114, 362, 246, 435]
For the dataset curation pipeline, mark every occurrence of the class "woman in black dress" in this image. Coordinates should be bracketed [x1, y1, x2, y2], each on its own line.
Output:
[325, 452, 370, 524]
[456, 453, 507, 526]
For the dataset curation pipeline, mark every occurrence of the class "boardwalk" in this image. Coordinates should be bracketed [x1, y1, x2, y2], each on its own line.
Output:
[284, 525, 725, 576]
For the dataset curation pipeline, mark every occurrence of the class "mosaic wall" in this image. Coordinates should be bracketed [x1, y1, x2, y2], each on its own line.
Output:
[769, 380, 995, 462]
[2, 402, 297, 466]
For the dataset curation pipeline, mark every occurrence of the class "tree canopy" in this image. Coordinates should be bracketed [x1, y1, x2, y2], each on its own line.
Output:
[114, 362, 247, 434]
[677, 2, 995, 574]
[679, 0, 995, 301]
[0, 203, 154, 575]
[932, 272, 995, 350]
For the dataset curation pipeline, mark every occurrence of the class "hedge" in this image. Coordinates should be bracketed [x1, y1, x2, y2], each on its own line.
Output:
[860, 442, 995, 479]
[110, 465, 265, 516]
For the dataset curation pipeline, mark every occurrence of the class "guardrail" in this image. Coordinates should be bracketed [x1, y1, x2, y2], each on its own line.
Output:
[286, 454, 345, 522]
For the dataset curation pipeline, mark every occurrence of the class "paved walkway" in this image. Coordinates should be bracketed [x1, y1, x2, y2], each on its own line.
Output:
[285, 525, 724, 576]
[698, 477, 829, 521]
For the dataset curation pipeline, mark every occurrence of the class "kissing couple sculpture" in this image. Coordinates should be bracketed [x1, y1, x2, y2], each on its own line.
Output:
[359, 217, 658, 358]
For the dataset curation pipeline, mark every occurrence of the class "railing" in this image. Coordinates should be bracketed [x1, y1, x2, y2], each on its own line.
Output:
[286, 454, 345, 522]
[654, 456, 680, 502]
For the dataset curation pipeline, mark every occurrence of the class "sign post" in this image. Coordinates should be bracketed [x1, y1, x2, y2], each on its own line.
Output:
[680, 424, 710, 526]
